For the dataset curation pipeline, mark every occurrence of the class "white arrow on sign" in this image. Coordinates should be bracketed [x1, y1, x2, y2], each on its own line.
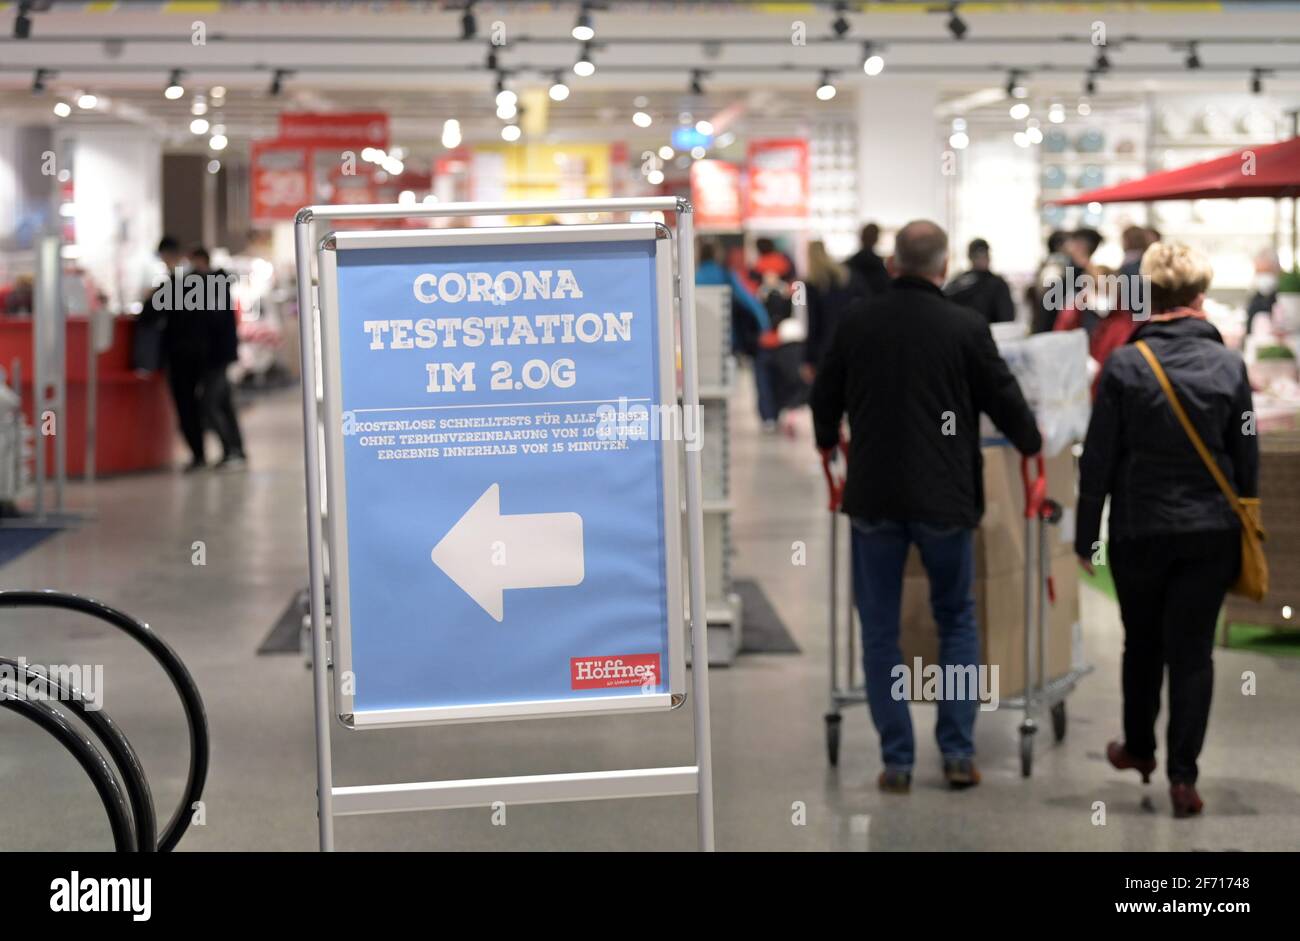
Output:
[430, 483, 585, 622]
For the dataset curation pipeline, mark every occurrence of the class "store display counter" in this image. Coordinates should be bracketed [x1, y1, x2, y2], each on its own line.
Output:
[1225, 430, 1300, 631]
[0, 316, 174, 477]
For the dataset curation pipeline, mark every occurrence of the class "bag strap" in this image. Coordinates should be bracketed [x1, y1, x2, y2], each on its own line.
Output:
[1134, 340, 1247, 523]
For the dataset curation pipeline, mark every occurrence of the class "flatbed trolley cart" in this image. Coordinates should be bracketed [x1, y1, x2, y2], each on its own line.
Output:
[819, 446, 1091, 775]
[1010, 453, 1093, 776]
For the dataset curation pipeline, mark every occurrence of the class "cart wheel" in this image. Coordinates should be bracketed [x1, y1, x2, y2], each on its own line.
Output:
[824, 713, 842, 767]
[1019, 731, 1033, 777]
[1051, 702, 1067, 742]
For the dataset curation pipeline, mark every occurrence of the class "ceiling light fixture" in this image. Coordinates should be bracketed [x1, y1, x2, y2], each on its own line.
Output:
[13, 1, 32, 40]
[831, 2, 851, 38]
[31, 68, 49, 94]
[689, 70, 704, 96]
[1093, 47, 1111, 73]
[495, 78, 517, 109]
[862, 42, 885, 76]
[460, 1, 477, 41]
[501, 123, 522, 142]
[442, 118, 462, 148]
[816, 70, 837, 101]
[572, 3, 595, 42]
[573, 43, 595, 77]
[1185, 41, 1201, 70]
[53, 101, 71, 117]
[1005, 69, 1026, 98]
[268, 69, 289, 97]
[165, 69, 184, 99]
[549, 72, 570, 101]
[947, 3, 968, 40]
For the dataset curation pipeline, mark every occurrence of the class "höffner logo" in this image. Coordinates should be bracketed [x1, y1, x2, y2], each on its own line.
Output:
[571, 654, 661, 690]
[891, 659, 1000, 712]
[49, 871, 151, 922]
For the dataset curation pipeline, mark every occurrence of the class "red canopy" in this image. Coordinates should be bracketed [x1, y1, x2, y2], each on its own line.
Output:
[1054, 137, 1300, 205]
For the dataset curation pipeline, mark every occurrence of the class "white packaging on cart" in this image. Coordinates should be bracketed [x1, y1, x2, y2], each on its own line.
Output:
[985, 329, 1090, 457]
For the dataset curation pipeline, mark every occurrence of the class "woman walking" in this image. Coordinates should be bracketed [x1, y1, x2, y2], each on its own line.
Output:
[1075, 242, 1258, 818]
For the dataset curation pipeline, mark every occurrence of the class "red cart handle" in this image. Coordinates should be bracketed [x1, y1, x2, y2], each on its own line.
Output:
[820, 439, 848, 512]
[1021, 454, 1047, 520]
[1021, 453, 1060, 604]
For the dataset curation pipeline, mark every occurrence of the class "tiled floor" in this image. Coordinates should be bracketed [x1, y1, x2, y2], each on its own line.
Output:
[1, 375, 1297, 851]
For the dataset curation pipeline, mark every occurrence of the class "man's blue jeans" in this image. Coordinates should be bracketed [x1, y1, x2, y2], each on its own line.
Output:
[849, 518, 980, 772]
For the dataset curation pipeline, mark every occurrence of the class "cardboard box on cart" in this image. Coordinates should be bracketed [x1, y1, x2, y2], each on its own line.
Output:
[897, 446, 1080, 701]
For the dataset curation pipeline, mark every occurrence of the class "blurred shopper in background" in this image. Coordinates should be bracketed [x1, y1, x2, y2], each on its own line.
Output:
[750, 236, 796, 283]
[190, 247, 247, 469]
[697, 240, 769, 354]
[1030, 230, 1072, 334]
[1075, 242, 1257, 819]
[846, 222, 891, 297]
[801, 240, 864, 382]
[943, 238, 1016, 324]
[1246, 247, 1282, 334]
[142, 235, 209, 472]
[1119, 225, 1157, 280]
[697, 240, 773, 424]
[754, 260, 806, 435]
[811, 220, 1042, 793]
[1080, 226, 1160, 386]
[1059, 227, 1105, 336]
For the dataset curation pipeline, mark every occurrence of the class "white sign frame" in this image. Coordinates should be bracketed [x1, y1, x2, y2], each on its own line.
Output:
[314, 223, 687, 728]
[294, 197, 715, 852]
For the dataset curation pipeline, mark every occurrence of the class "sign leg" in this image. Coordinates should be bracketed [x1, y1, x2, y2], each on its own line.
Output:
[296, 215, 337, 852]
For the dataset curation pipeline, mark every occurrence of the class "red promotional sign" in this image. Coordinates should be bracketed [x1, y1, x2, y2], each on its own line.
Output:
[250, 140, 311, 225]
[570, 654, 661, 690]
[746, 138, 809, 219]
[690, 160, 742, 231]
[277, 111, 390, 150]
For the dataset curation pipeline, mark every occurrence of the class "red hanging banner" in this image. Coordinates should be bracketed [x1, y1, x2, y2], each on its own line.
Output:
[746, 138, 809, 220]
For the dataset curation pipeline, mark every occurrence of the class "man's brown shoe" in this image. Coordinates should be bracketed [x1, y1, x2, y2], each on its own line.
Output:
[943, 757, 981, 789]
[877, 769, 912, 793]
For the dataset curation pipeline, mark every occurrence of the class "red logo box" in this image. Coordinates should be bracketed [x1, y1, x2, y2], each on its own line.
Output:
[570, 654, 661, 690]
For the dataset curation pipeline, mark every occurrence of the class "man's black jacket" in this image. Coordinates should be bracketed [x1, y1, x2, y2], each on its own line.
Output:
[1075, 315, 1257, 558]
[944, 268, 1016, 324]
[846, 247, 891, 297]
[811, 277, 1042, 528]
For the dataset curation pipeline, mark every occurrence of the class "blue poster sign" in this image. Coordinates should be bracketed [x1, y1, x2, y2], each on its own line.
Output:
[319, 226, 683, 726]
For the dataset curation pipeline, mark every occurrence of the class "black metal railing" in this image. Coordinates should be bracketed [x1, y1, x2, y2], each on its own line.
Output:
[0, 590, 209, 852]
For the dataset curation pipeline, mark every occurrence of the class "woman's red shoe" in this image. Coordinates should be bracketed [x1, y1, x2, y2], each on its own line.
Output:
[1170, 783, 1205, 818]
[1106, 740, 1157, 784]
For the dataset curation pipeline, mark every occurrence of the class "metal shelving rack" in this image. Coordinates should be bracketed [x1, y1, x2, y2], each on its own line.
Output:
[695, 284, 743, 666]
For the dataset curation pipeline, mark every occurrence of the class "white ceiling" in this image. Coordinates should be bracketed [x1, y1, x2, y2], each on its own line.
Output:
[2, 1, 1298, 146]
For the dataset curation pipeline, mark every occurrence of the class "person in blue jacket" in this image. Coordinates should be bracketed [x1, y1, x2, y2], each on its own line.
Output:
[697, 240, 775, 425]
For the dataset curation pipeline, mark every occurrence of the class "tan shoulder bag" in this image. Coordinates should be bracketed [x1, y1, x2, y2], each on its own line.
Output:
[1134, 340, 1267, 601]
